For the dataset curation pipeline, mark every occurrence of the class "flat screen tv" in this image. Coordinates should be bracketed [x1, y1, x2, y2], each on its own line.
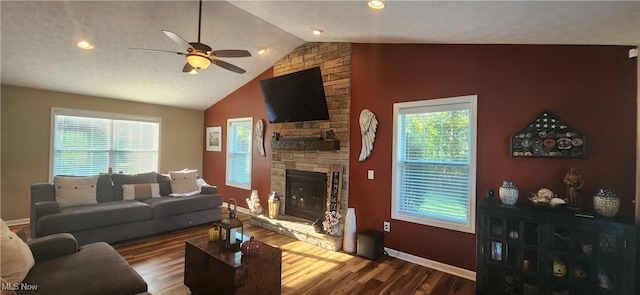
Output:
[259, 67, 330, 123]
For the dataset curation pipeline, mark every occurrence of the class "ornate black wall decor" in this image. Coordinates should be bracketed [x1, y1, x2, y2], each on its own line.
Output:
[511, 110, 585, 159]
[328, 165, 343, 212]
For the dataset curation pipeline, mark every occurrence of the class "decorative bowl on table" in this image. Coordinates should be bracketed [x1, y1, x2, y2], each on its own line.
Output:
[529, 188, 567, 210]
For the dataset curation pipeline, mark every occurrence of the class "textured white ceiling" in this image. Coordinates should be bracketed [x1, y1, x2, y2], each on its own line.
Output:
[2, 1, 639, 110]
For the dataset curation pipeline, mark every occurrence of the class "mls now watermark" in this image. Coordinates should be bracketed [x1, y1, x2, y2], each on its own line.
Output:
[2, 282, 39, 291]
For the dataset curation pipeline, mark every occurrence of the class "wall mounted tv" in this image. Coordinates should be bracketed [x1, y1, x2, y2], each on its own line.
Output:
[259, 67, 330, 123]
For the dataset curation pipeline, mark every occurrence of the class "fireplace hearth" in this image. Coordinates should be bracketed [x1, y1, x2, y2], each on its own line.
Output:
[285, 170, 327, 222]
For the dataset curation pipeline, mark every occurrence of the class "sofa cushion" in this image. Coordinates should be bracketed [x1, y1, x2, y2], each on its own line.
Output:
[54, 175, 99, 208]
[1, 219, 35, 284]
[96, 173, 115, 203]
[169, 169, 198, 195]
[21, 242, 147, 295]
[122, 183, 160, 201]
[37, 201, 151, 236]
[157, 173, 172, 196]
[111, 172, 158, 201]
[145, 194, 223, 219]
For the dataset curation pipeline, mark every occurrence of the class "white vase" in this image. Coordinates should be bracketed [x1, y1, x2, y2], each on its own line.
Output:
[343, 208, 356, 253]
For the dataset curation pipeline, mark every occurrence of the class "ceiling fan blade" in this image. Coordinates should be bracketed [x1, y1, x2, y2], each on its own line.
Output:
[183, 63, 196, 73]
[211, 59, 246, 74]
[212, 50, 252, 58]
[130, 48, 186, 56]
[162, 30, 195, 50]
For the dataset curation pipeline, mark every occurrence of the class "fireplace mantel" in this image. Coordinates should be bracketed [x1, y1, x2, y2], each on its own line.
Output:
[270, 140, 340, 151]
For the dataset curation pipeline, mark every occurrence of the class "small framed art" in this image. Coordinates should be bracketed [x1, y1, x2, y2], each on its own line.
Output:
[206, 126, 222, 152]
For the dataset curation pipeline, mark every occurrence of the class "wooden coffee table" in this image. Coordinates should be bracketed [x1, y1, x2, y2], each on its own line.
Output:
[184, 235, 282, 295]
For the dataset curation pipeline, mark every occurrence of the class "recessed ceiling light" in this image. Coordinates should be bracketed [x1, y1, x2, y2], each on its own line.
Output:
[257, 47, 267, 55]
[76, 40, 94, 50]
[312, 29, 324, 36]
[368, 0, 385, 9]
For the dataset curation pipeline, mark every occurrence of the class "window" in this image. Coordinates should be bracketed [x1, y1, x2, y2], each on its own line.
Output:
[51, 108, 160, 177]
[392, 95, 477, 233]
[226, 117, 253, 190]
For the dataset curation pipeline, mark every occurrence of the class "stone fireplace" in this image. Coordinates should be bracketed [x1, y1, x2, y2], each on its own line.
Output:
[285, 170, 327, 222]
[250, 42, 352, 251]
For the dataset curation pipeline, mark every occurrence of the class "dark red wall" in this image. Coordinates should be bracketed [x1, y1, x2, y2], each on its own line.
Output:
[203, 68, 274, 208]
[349, 44, 637, 271]
[204, 44, 637, 272]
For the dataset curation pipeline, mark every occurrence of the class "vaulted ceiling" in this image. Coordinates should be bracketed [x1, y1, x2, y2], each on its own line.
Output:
[2, 1, 639, 110]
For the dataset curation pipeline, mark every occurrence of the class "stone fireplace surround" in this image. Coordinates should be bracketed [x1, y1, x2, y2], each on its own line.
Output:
[249, 42, 351, 251]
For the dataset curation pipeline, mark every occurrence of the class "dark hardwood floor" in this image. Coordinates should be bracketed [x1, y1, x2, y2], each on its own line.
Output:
[111, 211, 476, 295]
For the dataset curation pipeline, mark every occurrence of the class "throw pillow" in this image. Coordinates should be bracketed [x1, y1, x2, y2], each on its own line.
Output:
[169, 169, 199, 195]
[54, 175, 99, 208]
[0, 219, 35, 285]
[122, 183, 161, 201]
[111, 171, 158, 200]
[1, 278, 17, 295]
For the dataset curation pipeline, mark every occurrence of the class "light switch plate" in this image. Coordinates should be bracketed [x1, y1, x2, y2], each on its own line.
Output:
[367, 170, 374, 180]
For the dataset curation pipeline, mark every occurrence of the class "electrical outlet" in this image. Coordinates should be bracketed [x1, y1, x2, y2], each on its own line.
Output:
[383, 221, 390, 232]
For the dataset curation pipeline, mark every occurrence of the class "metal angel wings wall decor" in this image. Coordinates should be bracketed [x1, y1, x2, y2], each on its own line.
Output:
[255, 119, 265, 157]
[358, 109, 378, 162]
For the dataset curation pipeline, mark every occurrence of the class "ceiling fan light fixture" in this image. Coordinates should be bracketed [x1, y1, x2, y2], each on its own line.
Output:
[187, 54, 211, 69]
[188, 69, 198, 75]
[257, 47, 267, 55]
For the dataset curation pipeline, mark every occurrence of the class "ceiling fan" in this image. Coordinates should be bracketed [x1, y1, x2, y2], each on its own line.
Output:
[132, 0, 251, 75]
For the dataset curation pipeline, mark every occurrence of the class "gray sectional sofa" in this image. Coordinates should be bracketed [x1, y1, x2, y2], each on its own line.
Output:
[20, 233, 148, 295]
[30, 171, 222, 246]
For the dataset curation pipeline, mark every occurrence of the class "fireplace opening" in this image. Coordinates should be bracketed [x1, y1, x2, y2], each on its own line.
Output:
[285, 170, 327, 222]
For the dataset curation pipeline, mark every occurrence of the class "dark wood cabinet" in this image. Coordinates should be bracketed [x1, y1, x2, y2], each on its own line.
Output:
[476, 199, 636, 295]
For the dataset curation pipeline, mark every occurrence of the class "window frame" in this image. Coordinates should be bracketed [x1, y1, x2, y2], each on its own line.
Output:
[50, 107, 161, 180]
[391, 95, 477, 234]
[225, 117, 253, 190]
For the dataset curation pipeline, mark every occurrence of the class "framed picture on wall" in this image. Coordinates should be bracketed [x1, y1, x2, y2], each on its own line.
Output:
[206, 126, 222, 152]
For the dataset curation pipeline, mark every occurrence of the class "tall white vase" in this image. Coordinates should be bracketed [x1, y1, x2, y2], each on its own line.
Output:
[343, 208, 357, 253]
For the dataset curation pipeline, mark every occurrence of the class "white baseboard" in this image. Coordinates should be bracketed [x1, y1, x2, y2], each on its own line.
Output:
[4, 218, 30, 227]
[384, 247, 476, 281]
[233, 201, 476, 281]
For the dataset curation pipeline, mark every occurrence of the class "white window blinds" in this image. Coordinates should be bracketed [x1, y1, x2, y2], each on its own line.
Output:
[226, 117, 252, 190]
[392, 95, 477, 233]
[52, 109, 159, 177]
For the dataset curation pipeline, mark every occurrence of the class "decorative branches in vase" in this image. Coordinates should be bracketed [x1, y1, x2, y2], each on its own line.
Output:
[323, 210, 342, 236]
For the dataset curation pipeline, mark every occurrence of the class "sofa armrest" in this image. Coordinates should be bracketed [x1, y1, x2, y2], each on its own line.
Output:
[31, 201, 60, 238]
[200, 185, 218, 194]
[31, 182, 56, 204]
[27, 233, 78, 262]
[31, 182, 57, 238]
[33, 201, 59, 217]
